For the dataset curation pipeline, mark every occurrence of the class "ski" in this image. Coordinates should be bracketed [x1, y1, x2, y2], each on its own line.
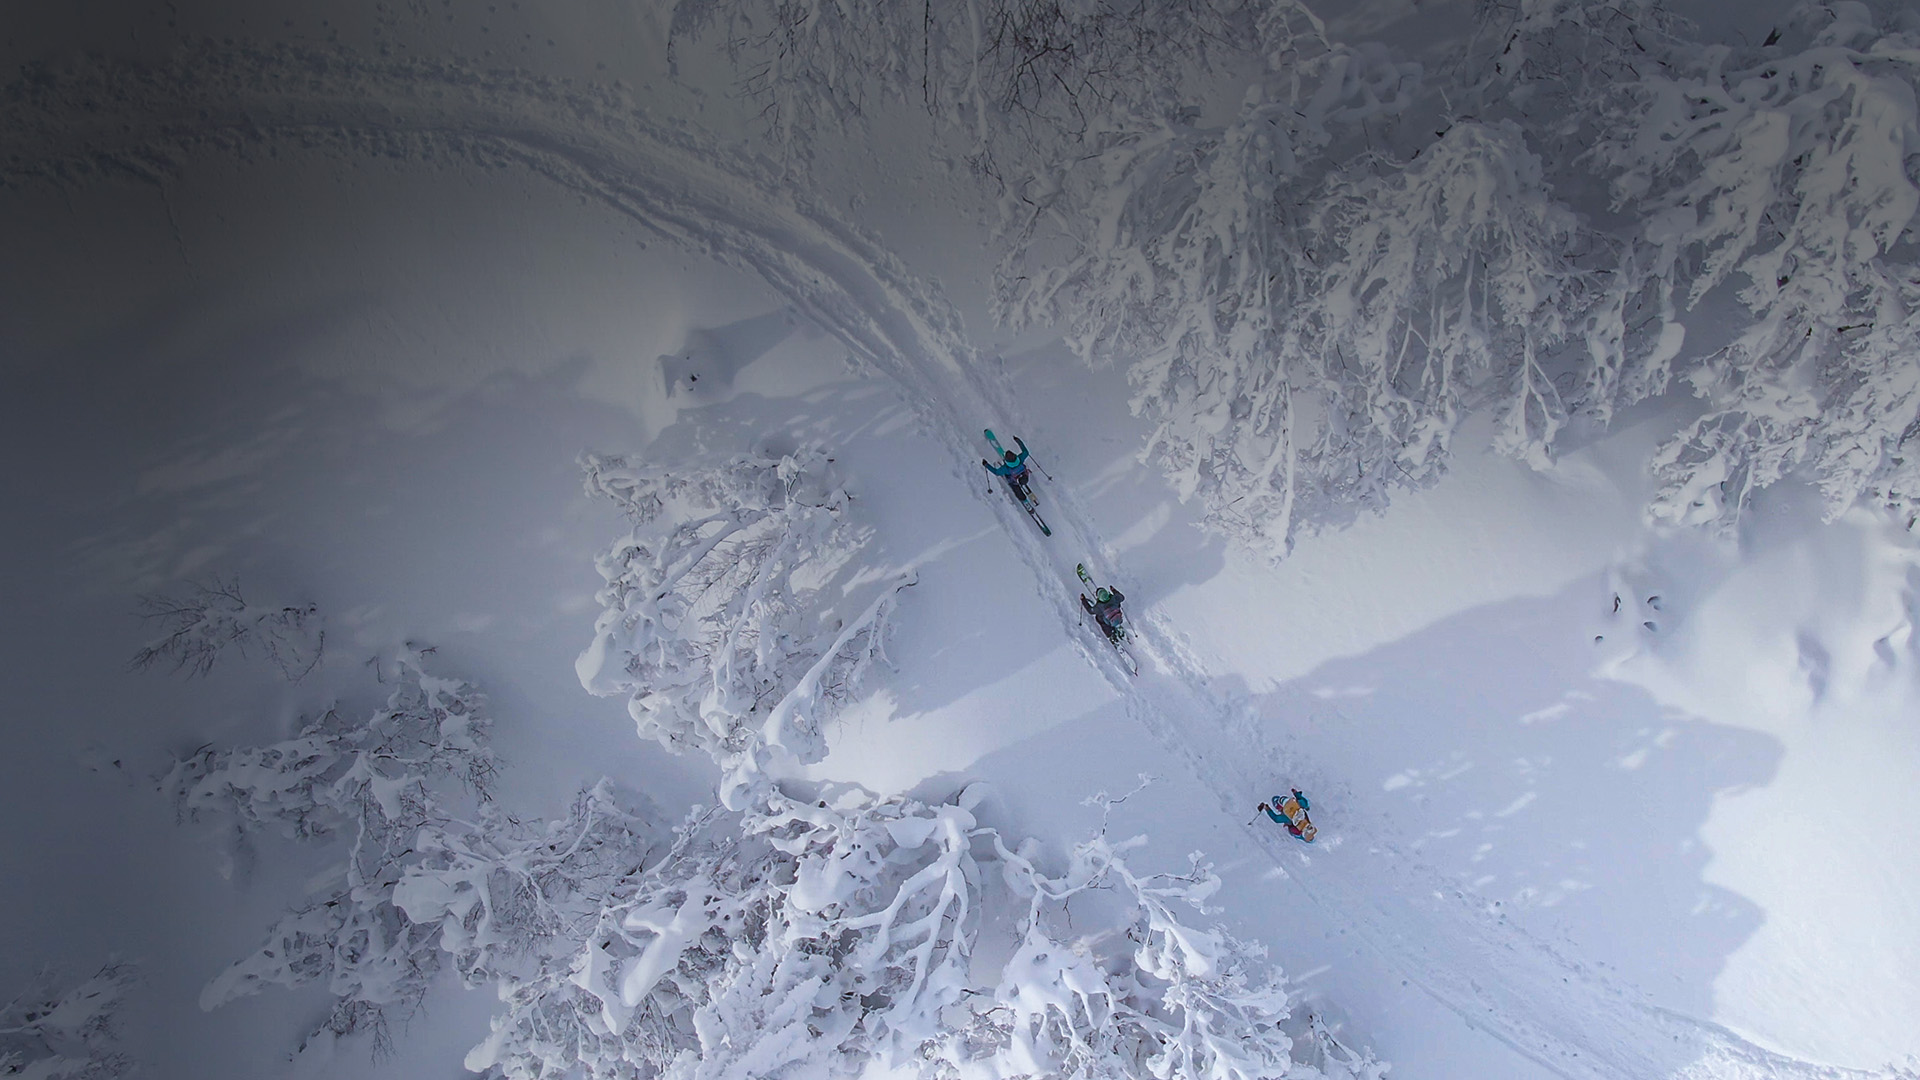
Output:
[1023, 500, 1052, 536]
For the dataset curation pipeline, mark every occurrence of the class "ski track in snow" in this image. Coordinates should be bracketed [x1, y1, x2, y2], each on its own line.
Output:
[6, 45, 1904, 1080]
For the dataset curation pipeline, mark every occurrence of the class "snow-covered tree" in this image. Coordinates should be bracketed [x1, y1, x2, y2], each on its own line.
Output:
[131, 578, 324, 681]
[467, 782, 1382, 1080]
[1588, 0, 1920, 528]
[1001, 42, 1581, 554]
[1006, 0, 1920, 544]
[674, 0, 1920, 545]
[467, 787, 979, 1079]
[165, 653, 494, 854]
[0, 963, 137, 1080]
[169, 655, 501, 1057]
[167, 646, 1378, 1078]
[664, 0, 1323, 172]
[934, 790, 1386, 1080]
[1467, 0, 1680, 104]
[576, 447, 911, 808]
[1304, 120, 1586, 477]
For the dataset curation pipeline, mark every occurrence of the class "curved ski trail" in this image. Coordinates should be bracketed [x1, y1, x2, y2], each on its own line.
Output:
[7, 45, 1905, 1080]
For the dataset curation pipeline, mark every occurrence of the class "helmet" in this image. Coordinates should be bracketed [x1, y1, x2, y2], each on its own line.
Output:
[1095, 587, 1112, 603]
[1004, 450, 1019, 463]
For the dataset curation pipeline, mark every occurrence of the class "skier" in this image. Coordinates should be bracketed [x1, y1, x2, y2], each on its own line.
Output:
[1074, 563, 1137, 674]
[984, 430, 1051, 536]
[982, 436, 1034, 504]
[1082, 584, 1126, 643]
[1259, 789, 1316, 842]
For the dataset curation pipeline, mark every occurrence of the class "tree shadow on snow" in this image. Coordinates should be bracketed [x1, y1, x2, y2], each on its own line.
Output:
[992, 338, 1231, 609]
[1232, 575, 1781, 1036]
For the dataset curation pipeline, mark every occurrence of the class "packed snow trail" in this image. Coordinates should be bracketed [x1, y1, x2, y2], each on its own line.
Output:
[8, 45, 1906, 1080]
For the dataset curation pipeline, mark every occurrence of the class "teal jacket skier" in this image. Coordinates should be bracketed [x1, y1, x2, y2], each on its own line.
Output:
[983, 436, 1033, 499]
[983, 437, 1030, 477]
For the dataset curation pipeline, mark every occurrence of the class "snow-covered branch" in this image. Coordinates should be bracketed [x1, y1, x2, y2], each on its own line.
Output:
[172, 655, 507, 1058]
[0, 963, 137, 1080]
[956, 825, 1385, 1080]
[130, 578, 324, 681]
[576, 447, 911, 808]
[164, 654, 495, 849]
[1305, 120, 1587, 478]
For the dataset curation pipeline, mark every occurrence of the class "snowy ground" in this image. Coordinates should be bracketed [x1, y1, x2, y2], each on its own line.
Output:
[5, 4, 1920, 1079]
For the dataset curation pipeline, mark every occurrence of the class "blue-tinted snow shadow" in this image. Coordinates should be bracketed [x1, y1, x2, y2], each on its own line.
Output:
[0, 293, 725, 1078]
[1235, 576, 1779, 1028]
[992, 339, 1231, 610]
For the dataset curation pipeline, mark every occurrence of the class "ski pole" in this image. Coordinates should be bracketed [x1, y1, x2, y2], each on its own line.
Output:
[1029, 454, 1055, 482]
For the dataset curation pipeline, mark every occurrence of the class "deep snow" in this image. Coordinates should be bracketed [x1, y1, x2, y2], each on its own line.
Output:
[3, 4, 1919, 1079]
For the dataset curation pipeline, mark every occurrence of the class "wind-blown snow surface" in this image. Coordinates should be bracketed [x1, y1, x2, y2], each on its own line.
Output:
[3, 10, 1918, 1080]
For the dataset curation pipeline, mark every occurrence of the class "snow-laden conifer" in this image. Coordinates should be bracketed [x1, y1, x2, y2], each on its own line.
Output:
[1590, 1, 1920, 528]
[576, 447, 910, 807]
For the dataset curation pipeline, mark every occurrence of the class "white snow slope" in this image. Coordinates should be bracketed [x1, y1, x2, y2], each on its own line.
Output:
[3, 11, 1918, 1080]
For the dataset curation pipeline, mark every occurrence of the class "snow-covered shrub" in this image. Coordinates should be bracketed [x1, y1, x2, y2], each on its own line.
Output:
[576, 448, 911, 807]
[130, 578, 324, 680]
[171, 655, 502, 1057]
[468, 783, 1383, 1080]
[1589, 1, 1920, 527]
[0, 963, 137, 1080]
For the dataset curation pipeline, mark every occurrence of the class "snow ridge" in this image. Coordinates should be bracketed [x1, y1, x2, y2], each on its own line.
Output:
[7, 43, 1907, 1080]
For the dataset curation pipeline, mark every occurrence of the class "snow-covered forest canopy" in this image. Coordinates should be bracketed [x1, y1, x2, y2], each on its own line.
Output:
[667, 0, 1920, 553]
[4, 0, 1920, 1078]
